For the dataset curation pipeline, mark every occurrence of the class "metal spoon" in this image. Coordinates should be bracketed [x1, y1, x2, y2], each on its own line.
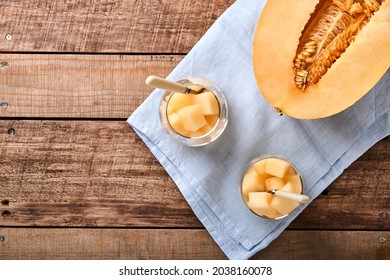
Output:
[145, 75, 204, 94]
[268, 189, 310, 204]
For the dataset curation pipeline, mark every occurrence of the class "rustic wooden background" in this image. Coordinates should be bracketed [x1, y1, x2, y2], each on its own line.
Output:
[0, 0, 389, 260]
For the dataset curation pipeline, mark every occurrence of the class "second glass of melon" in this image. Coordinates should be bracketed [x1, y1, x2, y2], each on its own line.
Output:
[241, 156, 304, 220]
[160, 77, 228, 146]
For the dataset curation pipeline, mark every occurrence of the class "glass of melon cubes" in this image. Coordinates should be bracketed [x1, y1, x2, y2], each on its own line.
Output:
[241, 156, 304, 219]
[159, 77, 228, 146]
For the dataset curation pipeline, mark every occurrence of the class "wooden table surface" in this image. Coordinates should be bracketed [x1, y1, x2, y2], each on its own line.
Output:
[0, 0, 389, 260]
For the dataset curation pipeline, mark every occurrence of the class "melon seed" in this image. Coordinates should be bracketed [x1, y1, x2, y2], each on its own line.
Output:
[292, 0, 384, 90]
[305, 57, 315, 63]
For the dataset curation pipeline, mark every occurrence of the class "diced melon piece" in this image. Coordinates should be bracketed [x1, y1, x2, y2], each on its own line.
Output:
[264, 158, 291, 178]
[161, 100, 173, 115]
[270, 196, 299, 216]
[167, 112, 190, 136]
[264, 176, 284, 192]
[247, 192, 279, 219]
[280, 182, 301, 196]
[168, 93, 194, 112]
[162, 100, 175, 115]
[253, 159, 266, 174]
[188, 123, 212, 138]
[205, 114, 219, 127]
[189, 84, 204, 92]
[242, 167, 266, 200]
[177, 104, 207, 132]
[283, 175, 302, 194]
[192, 91, 219, 115]
[286, 165, 297, 175]
[258, 172, 270, 184]
[198, 123, 213, 134]
[251, 206, 280, 219]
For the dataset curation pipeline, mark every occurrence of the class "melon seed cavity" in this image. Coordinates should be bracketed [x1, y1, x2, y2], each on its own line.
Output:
[293, 0, 384, 90]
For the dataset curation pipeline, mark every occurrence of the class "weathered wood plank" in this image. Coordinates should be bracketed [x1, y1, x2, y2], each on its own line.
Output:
[290, 159, 390, 230]
[290, 137, 390, 229]
[0, 120, 200, 227]
[0, 54, 181, 118]
[0, 0, 234, 53]
[1, 120, 389, 229]
[0, 228, 388, 259]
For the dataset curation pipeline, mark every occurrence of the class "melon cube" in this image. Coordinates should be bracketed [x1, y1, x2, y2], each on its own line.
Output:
[205, 114, 219, 127]
[168, 93, 194, 112]
[270, 196, 299, 216]
[248, 192, 279, 218]
[161, 100, 174, 115]
[166, 101, 174, 115]
[264, 158, 291, 178]
[280, 182, 298, 194]
[286, 165, 297, 175]
[192, 91, 219, 115]
[242, 167, 266, 200]
[264, 176, 284, 192]
[188, 123, 212, 138]
[177, 104, 207, 132]
[167, 112, 189, 136]
[284, 175, 302, 194]
[253, 159, 266, 174]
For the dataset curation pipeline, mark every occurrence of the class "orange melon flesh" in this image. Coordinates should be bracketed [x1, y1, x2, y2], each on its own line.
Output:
[270, 196, 300, 216]
[284, 174, 303, 194]
[176, 104, 207, 132]
[253, 0, 390, 119]
[192, 91, 220, 115]
[166, 92, 220, 137]
[167, 112, 189, 136]
[264, 176, 284, 192]
[241, 157, 303, 218]
[168, 92, 193, 112]
[248, 192, 280, 219]
[264, 157, 291, 178]
[242, 167, 267, 200]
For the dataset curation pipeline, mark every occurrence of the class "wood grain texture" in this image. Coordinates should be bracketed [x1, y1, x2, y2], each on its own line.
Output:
[1, 120, 389, 229]
[0, 120, 200, 227]
[0, 228, 388, 260]
[0, 54, 182, 118]
[0, 0, 234, 53]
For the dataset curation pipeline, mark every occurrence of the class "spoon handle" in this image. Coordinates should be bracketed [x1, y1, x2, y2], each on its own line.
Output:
[146, 75, 188, 94]
[272, 189, 310, 204]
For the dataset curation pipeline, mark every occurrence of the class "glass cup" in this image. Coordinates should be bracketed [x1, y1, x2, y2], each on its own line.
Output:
[159, 77, 228, 146]
[240, 155, 304, 220]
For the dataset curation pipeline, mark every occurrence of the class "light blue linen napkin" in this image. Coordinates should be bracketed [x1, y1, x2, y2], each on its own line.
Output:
[128, 0, 390, 259]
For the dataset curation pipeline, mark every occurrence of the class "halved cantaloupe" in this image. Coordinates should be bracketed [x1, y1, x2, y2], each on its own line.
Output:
[253, 0, 390, 119]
